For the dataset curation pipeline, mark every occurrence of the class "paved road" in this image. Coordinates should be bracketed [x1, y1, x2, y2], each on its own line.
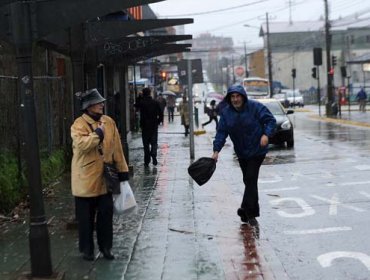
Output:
[2, 106, 370, 279]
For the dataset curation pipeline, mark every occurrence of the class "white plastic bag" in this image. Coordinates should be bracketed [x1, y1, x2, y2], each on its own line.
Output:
[113, 181, 137, 215]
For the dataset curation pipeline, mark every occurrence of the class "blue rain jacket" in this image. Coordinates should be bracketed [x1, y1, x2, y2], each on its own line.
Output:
[213, 85, 276, 159]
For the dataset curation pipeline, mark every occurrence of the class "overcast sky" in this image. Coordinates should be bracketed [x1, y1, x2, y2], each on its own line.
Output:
[150, 0, 370, 49]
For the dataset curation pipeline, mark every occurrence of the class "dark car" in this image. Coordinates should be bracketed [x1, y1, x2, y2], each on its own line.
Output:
[258, 99, 294, 148]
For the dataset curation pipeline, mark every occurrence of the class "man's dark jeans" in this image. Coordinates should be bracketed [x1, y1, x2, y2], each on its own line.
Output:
[238, 154, 266, 218]
[167, 107, 175, 122]
[142, 129, 158, 164]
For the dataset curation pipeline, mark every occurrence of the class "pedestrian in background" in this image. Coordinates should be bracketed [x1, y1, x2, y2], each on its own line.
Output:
[166, 94, 176, 122]
[71, 88, 129, 261]
[211, 85, 276, 226]
[156, 93, 167, 124]
[179, 95, 190, 136]
[356, 87, 367, 112]
[202, 100, 218, 129]
[138, 87, 163, 166]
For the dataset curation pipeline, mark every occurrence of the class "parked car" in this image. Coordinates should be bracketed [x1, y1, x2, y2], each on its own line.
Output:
[281, 89, 304, 107]
[273, 93, 289, 108]
[257, 98, 294, 148]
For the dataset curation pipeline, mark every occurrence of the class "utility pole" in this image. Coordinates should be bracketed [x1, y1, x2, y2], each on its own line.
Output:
[244, 42, 248, 78]
[10, 3, 53, 277]
[187, 60, 195, 159]
[324, 0, 334, 116]
[231, 55, 236, 84]
[266, 12, 274, 97]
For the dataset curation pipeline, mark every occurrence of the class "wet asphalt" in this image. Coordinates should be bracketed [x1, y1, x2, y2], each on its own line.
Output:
[1, 105, 370, 279]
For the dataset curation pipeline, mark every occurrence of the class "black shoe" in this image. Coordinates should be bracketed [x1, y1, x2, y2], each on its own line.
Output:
[152, 157, 158, 166]
[82, 252, 94, 261]
[100, 249, 115, 260]
[237, 208, 248, 223]
[247, 217, 258, 226]
[144, 162, 149, 167]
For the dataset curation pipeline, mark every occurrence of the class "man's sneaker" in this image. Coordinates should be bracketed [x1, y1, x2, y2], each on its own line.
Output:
[152, 157, 158, 166]
[237, 208, 248, 223]
[247, 217, 258, 226]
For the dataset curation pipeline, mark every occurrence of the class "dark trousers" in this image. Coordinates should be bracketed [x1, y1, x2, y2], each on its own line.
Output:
[75, 193, 113, 255]
[238, 155, 266, 218]
[202, 116, 218, 128]
[142, 129, 158, 164]
[167, 107, 175, 122]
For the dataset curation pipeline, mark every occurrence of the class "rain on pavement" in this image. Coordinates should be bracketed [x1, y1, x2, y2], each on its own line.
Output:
[121, 107, 370, 280]
[2, 107, 370, 280]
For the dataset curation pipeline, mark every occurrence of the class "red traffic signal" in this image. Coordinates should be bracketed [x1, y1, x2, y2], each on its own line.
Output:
[161, 71, 167, 79]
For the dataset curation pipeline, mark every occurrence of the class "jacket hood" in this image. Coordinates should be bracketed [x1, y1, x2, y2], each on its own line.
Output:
[225, 85, 248, 104]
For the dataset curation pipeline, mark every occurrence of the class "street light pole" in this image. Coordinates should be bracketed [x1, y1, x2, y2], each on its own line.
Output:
[324, 0, 334, 116]
[244, 42, 248, 78]
[266, 13, 274, 97]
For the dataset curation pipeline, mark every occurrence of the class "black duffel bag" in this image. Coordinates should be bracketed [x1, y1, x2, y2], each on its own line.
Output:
[188, 157, 216, 186]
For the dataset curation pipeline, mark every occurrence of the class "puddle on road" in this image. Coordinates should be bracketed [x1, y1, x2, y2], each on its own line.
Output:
[264, 154, 296, 165]
[264, 153, 346, 165]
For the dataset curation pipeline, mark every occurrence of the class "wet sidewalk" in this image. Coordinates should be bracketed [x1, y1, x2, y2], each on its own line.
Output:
[304, 104, 370, 128]
[6, 104, 370, 280]
[0, 110, 292, 280]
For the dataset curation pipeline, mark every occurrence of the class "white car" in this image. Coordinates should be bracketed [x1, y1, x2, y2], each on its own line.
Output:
[281, 89, 304, 107]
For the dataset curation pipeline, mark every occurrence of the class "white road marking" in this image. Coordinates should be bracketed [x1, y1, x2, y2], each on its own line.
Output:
[354, 165, 370, 171]
[318, 251, 370, 270]
[258, 174, 282, 183]
[340, 181, 370, 186]
[359, 191, 370, 199]
[311, 194, 366, 213]
[260, 187, 299, 192]
[270, 197, 315, 218]
[284, 227, 352, 235]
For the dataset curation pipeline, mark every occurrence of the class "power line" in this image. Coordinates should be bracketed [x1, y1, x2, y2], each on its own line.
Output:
[157, 0, 268, 17]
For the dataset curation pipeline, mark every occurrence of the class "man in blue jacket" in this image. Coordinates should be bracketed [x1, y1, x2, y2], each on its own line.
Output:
[212, 85, 276, 225]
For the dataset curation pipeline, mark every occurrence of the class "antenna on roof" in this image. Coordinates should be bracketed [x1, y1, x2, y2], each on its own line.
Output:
[288, 0, 293, 25]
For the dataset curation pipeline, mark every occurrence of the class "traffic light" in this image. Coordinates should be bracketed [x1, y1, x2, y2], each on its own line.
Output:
[340, 66, 347, 78]
[291, 68, 296, 78]
[160, 71, 167, 82]
[311, 67, 317, 79]
[313, 48, 322, 66]
[331, 55, 337, 66]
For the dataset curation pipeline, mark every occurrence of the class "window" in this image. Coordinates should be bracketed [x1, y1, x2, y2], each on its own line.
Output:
[366, 35, 370, 43]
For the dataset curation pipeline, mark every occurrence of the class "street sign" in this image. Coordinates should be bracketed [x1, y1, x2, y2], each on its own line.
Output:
[178, 59, 203, 84]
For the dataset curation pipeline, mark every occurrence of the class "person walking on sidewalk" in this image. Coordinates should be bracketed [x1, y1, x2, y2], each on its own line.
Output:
[211, 85, 276, 225]
[156, 93, 167, 124]
[166, 95, 176, 122]
[179, 95, 190, 136]
[202, 100, 219, 129]
[356, 87, 367, 112]
[138, 87, 163, 166]
[71, 88, 129, 261]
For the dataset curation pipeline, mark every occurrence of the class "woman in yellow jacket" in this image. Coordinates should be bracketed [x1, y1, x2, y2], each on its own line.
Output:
[71, 88, 129, 261]
[179, 95, 190, 136]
